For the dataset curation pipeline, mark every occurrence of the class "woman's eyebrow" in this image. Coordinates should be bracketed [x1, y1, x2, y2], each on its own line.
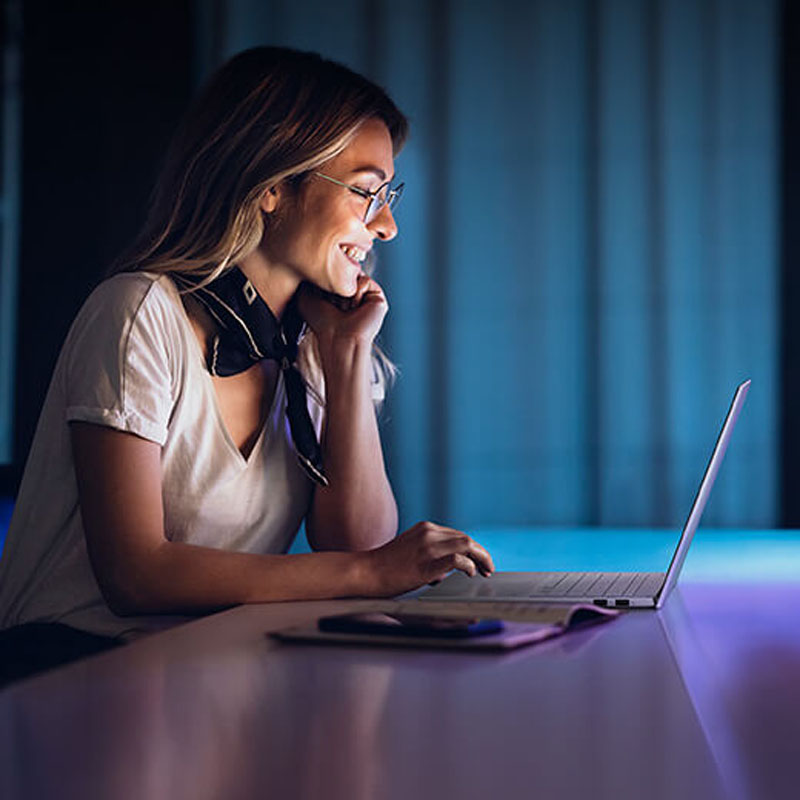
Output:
[350, 166, 394, 182]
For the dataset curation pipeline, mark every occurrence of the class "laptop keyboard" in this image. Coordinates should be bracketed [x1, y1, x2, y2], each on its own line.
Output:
[526, 571, 664, 598]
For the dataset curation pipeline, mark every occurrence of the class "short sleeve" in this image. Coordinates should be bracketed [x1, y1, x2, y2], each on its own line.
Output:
[63, 275, 178, 446]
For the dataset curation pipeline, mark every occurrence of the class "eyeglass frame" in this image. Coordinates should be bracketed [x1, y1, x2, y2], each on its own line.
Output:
[313, 171, 404, 224]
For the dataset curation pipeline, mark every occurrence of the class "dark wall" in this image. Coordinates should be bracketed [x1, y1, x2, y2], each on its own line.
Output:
[781, 0, 800, 525]
[2, 1, 193, 492]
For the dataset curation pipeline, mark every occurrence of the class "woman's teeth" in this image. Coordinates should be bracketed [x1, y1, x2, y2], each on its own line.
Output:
[341, 245, 366, 264]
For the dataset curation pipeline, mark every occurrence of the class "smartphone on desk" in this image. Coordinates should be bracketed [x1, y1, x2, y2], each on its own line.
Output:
[318, 612, 504, 639]
[270, 612, 578, 651]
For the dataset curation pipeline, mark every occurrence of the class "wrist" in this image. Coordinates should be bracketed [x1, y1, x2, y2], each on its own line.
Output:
[316, 335, 373, 381]
[350, 548, 382, 598]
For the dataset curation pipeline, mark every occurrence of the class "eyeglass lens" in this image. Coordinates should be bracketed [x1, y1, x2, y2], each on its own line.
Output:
[365, 183, 403, 223]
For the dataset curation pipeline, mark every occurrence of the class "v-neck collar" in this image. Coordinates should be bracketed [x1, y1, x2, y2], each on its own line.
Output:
[167, 275, 282, 467]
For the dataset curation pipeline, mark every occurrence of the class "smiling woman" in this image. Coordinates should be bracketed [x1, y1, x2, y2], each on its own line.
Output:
[0, 47, 494, 684]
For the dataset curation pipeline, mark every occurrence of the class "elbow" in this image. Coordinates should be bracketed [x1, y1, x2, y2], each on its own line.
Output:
[87, 541, 174, 617]
[99, 579, 152, 617]
[93, 559, 162, 617]
[371, 516, 399, 549]
[106, 598, 141, 618]
[368, 505, 399, 548]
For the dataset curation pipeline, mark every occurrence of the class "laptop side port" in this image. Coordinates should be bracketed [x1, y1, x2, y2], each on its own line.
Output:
[615, 599, 630, 607]
[593, 599, 608, 606]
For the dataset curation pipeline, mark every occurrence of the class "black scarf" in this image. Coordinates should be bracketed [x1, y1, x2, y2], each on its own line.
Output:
[173, 268, 328, 487]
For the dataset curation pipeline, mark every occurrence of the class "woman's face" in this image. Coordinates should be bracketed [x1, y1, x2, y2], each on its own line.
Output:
[262, 117, 398, 297]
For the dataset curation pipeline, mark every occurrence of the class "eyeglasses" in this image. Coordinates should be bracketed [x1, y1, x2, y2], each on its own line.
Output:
[313, 172, 404, 224]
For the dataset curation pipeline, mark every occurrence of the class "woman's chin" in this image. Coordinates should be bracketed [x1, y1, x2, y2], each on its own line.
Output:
[331, 274, 360, 298]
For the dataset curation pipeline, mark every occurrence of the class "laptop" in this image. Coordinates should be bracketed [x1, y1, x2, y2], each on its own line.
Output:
[419, 380, 751, 610]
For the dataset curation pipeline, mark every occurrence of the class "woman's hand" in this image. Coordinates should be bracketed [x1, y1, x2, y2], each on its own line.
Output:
[296, 274, 388, 348]
[361, 522, 495, 597]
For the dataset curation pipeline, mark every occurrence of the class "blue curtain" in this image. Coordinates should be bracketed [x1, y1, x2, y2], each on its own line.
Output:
[0, 0, 22, 465]
[209, 0, 778, 530]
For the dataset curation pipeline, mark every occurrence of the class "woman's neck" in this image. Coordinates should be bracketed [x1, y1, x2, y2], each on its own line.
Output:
[238, 250, 300, 320]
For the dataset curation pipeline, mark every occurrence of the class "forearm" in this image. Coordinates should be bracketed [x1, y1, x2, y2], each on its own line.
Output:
[102, 539, 374, 616]
[307, 338, 398, 551]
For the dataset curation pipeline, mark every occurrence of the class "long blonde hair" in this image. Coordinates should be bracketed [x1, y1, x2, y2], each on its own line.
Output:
[113, 46, 408, 396]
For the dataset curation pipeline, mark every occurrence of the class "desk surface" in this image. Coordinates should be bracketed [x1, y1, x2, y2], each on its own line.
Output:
[2, 529, 800, 800]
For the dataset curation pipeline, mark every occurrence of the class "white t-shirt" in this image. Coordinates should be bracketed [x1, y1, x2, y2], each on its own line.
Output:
[0, 272, 325, 639]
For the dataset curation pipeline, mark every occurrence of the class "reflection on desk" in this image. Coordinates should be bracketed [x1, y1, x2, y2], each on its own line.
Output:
[663, 583, 800, 800]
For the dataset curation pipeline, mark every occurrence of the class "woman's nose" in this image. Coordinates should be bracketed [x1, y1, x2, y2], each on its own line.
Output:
[367, 204, 398, 241]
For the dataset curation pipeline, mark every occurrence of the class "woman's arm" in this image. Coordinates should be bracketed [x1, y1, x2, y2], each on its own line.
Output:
[301, 277, 398, 551]
[71, 422, 491, 615]
[305, 335, 398, 550]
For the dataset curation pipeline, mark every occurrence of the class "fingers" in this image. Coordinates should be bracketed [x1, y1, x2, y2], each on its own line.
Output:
[432, 533, 494, 576]
[353, 275, 386, 307]
[431, 541, 493, 578]
[403, 521, 495, 579]
[469, 540, 495, 575]
[353, 273, 371, 301]
[428, 551, 488, 582]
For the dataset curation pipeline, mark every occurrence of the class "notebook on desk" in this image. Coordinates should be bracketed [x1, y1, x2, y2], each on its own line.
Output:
[419, 380, 751, 610]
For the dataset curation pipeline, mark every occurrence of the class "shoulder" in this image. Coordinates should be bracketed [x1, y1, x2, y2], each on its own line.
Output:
[71, 272, 185, 341]
[83, 271, 181, 318]
[60, 273, 188, 445]
[61, 272, 191, 382]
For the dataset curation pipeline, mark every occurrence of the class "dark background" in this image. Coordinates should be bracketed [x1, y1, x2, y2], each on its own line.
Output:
[2, 0, 798, 524]
[781, 0, 800, 523]
[2, 1, 193, 492]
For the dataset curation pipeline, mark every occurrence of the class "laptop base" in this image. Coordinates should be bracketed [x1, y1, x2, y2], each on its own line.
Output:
[419, 570, 665, 609]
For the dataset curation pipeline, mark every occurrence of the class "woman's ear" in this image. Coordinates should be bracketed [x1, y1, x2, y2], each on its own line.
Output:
[260, 184, 281, 214]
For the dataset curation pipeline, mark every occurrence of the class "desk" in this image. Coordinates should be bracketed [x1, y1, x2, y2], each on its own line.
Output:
[1, 530, 799, 800]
